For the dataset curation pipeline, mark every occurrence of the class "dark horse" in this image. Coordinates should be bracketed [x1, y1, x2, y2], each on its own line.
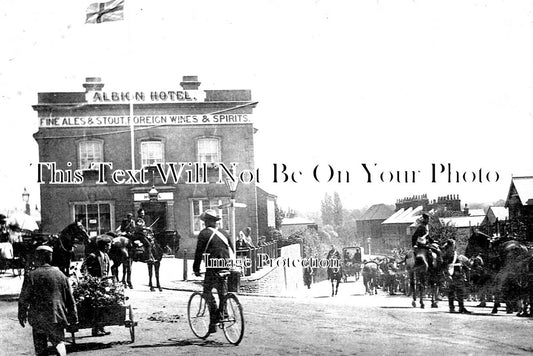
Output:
[465, 230, 530, 314]
[51, 221, 89, 276]
[132, 228, 165, 292]
[327, 258, 343, 296]
[405, 245, 442, 308]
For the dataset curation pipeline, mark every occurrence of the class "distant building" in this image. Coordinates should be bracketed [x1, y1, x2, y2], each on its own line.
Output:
[382, 206, 424, 251]
[481, 206, 508, 237]
[356, 204, 394, 254]
[505, 176, 533, 241]
[280, 217, 318, 236]
[440, 215, 485, 254]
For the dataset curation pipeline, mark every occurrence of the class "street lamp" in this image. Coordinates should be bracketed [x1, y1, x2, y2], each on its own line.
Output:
[22, 188, 30, 215]
[225, 178, 239, 261]
[148, 185, 159, 201]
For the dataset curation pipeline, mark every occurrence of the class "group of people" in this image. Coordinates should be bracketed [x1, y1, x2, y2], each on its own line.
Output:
[411, 213, 471, 314]
[17, 208, 155, 355]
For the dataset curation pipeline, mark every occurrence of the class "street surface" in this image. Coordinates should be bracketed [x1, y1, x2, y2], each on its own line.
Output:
[2, 259, 533, 355]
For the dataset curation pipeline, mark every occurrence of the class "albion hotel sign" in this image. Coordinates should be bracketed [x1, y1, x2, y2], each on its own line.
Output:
[39, 90, 252, 128]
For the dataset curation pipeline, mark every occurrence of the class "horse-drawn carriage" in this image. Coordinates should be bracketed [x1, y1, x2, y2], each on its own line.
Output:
[342, 246, 362, 282]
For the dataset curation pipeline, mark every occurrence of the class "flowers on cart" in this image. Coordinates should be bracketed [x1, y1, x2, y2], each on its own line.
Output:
[72, 275, 127, 308]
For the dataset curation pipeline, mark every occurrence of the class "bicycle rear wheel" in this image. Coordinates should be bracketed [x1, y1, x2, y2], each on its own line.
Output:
[187, 292, 211, 339]
[221, 293, 244, 345]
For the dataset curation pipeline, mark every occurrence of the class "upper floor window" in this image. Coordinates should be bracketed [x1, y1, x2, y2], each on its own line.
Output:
[191, 198, 229, 234]
[79, 140, 103, 170]
[141, 141, 164, 167]
[197, 138, 220, 164]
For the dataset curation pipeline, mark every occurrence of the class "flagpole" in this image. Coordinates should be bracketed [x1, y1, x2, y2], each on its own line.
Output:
[126, 1, 135, 172]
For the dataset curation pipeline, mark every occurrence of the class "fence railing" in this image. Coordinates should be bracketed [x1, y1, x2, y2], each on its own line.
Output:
[236, 240, 279, 276]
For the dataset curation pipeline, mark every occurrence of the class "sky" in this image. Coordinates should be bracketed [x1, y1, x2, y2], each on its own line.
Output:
[1, 0, 533, 214]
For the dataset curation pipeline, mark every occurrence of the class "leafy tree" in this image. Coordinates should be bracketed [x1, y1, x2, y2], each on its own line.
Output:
[321, 193, 334, 225]
[333, 192, 344, 227]
[274, 204, 284, 230]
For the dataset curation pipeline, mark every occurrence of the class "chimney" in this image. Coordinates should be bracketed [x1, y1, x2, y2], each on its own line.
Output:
[82, 77, 104, 92]
[180, 75, 201, 90]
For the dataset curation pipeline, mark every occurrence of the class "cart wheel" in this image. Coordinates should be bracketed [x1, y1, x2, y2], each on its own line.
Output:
[129, 306, 135, 343]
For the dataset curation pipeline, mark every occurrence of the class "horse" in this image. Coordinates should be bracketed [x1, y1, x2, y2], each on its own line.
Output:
[108, 234, 134, 289]
[131, 228, 165, 292]
[405, 244, 442, 309]
[380, 257, 399, 295]
[48, 221, 89, 276]
[327, 258, 343, 296]
[465, 230, 530, 314]
[362, 260, 380, 295]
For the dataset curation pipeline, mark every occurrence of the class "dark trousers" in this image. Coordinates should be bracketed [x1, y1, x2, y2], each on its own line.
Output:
[32, 324, 64, 356]
[448, 274, 467, 310]
[203, 269, 227, 325]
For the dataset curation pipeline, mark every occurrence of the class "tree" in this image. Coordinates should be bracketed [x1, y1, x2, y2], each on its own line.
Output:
[321, 193, 334, 226]
[333, 192, 343, 227]
[274, 204, 284, 230]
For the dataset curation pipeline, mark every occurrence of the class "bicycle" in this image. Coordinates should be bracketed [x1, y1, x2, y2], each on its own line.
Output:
[187, 270, 244, 345]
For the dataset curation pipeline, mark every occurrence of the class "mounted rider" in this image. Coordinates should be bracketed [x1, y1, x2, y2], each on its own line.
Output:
[326, 244, 341, 279]
[411, 213, 442, 268]
[133, 208, 155, 262]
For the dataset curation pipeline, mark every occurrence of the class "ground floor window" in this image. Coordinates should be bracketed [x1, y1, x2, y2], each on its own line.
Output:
[73, 202, 114, 237]
[191, 198, 230, 234]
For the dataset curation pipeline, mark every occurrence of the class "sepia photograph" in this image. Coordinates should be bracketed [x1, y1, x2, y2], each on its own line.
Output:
[1, 0, 533, 355]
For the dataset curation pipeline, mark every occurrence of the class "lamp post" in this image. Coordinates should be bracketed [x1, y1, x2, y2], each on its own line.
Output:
[225, 178, 239, 262]
[22, 188, 30, 215]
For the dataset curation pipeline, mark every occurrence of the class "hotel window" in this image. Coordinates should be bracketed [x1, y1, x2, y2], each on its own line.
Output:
[73, 202, 112, 237]
[79, 140, 103, 170]
[191, 198, 230, 234]
[197, 138, 220, 165]
[141, 141, 164, 167]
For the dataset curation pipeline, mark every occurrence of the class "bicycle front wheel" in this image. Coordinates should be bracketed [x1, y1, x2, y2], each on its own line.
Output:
[221, 293, 244, 345]
[187, 292, 211, 339]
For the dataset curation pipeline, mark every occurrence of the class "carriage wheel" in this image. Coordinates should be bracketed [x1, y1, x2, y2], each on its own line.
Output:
[187, 292, 211, 339]
[128, 305, 135, 343]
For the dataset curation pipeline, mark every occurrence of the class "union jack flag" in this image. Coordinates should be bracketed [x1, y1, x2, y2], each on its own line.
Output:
[86, 0, 124, 24]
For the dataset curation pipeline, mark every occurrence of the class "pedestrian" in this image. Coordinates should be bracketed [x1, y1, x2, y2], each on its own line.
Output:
[0, 214, 9, 243]
[18, 245, 78, 356]
[193, 209, 235, 334]
[242, 227, 256, 248]
[445, 239, 471, 314]
[81, 237, 112, 336]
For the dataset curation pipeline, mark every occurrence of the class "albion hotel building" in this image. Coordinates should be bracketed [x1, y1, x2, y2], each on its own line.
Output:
[33, 76, 277, 252]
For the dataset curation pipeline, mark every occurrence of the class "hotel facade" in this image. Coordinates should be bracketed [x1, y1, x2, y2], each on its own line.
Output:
[33, 76, 276, 252]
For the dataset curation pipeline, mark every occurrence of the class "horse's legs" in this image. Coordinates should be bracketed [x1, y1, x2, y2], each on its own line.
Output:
[125, 258, 133, 288]
[331, 279, 335, 296]
[418, 274, 425, 309]
[155, 261, 162, 291]
[147, 262, 155, 291]
[410, 272, 417, 307]
[335, 279, 339, 295]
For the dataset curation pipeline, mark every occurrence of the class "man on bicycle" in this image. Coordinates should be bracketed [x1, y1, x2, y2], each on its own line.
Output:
[193, 209, 235, 334]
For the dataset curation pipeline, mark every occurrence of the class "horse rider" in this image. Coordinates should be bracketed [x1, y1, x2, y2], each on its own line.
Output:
[116, 213, 135, 237]
[193, 209, 235, 334]
[411, 213, 442, 268]
[445, 239, 472, 314]
[134, 208, 155, 262]
[326, 244, 341, 279]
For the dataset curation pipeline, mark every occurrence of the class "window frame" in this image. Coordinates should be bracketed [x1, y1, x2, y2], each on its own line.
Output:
[196, 137, 221, 165]
[140, 140, 165, 168]
[190, 197, 230, 235]
[78, 139, 104, 171]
